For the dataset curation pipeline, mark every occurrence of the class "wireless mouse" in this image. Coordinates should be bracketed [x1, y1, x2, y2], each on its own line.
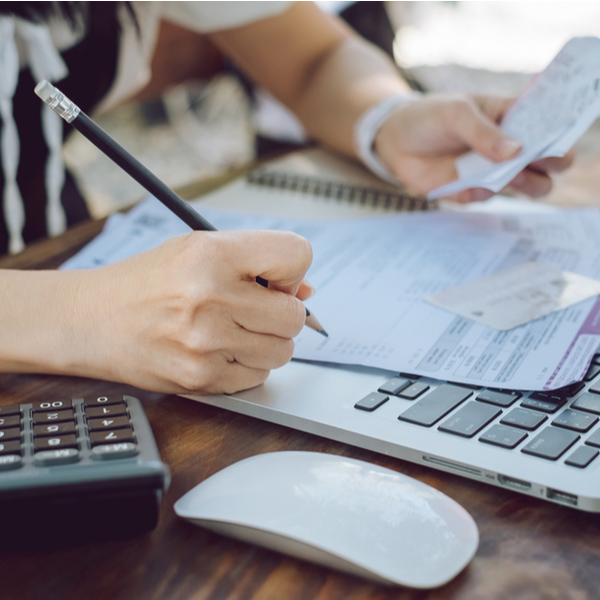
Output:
[174, 451, 478, 588]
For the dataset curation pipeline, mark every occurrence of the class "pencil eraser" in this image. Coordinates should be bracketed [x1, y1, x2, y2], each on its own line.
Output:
[34, 80, 56, 103]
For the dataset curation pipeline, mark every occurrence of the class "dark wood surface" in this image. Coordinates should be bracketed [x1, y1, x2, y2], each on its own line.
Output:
[2, 196, 600, 600]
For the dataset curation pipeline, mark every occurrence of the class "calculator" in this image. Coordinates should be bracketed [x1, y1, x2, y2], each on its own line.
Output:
[0, 393, 170, 549]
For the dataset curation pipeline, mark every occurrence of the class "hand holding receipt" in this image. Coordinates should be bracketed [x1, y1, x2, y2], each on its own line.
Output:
[428, 37, 600, 199]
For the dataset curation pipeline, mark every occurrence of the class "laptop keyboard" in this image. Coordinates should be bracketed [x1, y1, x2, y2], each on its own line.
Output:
[354, 355, 600, 469]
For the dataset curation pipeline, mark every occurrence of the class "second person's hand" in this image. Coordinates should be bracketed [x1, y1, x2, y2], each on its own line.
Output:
[374, 94, 575, 203]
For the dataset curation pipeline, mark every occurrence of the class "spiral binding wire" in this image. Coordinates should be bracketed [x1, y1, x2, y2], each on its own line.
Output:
[247, 169, 437, 212]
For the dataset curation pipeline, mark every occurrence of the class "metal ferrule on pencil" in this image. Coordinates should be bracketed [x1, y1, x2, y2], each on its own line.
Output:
[34, 80, 80, 123]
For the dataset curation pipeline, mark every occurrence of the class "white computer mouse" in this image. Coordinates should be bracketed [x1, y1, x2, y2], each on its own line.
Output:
[174, 451, 478, 589]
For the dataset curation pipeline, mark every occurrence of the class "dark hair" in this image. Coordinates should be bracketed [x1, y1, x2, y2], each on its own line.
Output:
[0, 2, 137, 33]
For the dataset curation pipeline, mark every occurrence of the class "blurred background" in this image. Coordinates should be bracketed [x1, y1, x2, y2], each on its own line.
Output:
[62, 1, 600, 217]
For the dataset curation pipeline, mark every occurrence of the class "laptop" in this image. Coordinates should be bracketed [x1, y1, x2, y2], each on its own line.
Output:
[179, 151, 600, 512]
[184, 356, 600, 512]
[56, 136, 600, 512]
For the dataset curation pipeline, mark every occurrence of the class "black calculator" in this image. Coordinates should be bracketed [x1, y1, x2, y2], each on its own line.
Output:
[0, 393, 170, 549]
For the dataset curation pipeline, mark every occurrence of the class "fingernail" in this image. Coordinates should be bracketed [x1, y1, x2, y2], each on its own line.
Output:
[303, 280, 316, 298]
[497, 138, 522, 159]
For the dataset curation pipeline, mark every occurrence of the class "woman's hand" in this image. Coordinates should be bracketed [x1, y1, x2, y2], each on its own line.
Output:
[0, 230, 313, 395]
[374, 94, 575, 203]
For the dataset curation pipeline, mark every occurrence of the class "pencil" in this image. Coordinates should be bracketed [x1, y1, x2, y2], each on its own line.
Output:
[34, 80, 327, 337]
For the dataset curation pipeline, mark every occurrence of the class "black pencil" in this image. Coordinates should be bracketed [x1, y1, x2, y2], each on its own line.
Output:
[34, 80, 327, 337]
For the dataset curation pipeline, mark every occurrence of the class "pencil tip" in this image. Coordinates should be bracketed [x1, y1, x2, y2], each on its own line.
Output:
[320, 330, 329, 338]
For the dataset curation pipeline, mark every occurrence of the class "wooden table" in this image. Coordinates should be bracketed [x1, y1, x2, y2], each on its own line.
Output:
[2, 191, 600, 600]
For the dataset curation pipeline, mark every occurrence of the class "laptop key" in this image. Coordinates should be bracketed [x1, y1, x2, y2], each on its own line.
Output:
[476, 389, 521, 408]
[398, 385, 472, 427]
[521, 392, 567, 413]
[552, 381, 586, 398]
[571, 393, 600, 414]
[377, 377, 411, 396]
[397, 382, 430, 400]
[479, 424, 528, 449]
[521, 428, 580, 461]
[438, 402, 501, 438]
[354, 392, 389, 412]
[584, 363, 600, 382]
[565, 446, 599, 468]
[587, 381, 600, 395]
[552, 409, 598, 433]
[501, 408, 547, 431]
[584, 429, 600, 448]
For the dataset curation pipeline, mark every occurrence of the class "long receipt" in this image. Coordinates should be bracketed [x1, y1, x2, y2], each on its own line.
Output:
[429, 37, 600, 199]
[63, 197, 600, 391]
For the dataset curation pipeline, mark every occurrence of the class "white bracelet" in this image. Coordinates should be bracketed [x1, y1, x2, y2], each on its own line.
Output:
[354, 94, 420, 185]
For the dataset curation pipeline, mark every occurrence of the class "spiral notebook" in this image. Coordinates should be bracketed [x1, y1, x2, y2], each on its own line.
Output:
[195, 148, 436, 219]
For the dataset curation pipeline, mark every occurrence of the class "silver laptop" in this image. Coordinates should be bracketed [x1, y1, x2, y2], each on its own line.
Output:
[183, 157, 600, 513]
[184, 356, 600, 512]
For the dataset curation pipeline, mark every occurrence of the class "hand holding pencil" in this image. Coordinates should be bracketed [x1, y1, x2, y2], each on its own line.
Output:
[33, 80, 327, 395]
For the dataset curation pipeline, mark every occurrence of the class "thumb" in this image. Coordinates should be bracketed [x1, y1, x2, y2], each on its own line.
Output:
[450, 100, 522, 163]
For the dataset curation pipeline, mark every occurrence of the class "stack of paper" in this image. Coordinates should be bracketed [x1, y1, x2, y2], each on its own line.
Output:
[63, 196, 600, 391]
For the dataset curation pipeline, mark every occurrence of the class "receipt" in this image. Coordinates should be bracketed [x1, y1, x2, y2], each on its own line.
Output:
[429, 37, 600, 199]
[426, 262, 600, 331]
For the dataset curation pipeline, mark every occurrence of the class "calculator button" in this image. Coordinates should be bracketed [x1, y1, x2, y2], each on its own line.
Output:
[33, 422, 76, 437]
[32, 409, 74, 424]
[83, 394, 125, 408]
[0, 404, 20, 416]
[87, 415, 130, 431]
[0, 427, 21, 441]
[34, 448, 79, 466]
[85, 403, 127, 419]
[89, 428, 135, 446]
[0, 440, 22, 455]
[31, 399, 72, 413]
[91, 442, 139, 460]
[34, 434, 79, 452]
[0, 454, 22, 470]
[0, 415, 20, 429]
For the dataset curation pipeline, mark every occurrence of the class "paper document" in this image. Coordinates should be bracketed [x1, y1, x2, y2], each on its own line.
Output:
[428, 37, 600, 199]
[62, 197, 600, 391]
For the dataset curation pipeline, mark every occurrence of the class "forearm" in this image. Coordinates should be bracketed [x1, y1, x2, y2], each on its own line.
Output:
[210, 2, 410, 158]
[0, 269, 102, 377]
[288, 33, 411, 157]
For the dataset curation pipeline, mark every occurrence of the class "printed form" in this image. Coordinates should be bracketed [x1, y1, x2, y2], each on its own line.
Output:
[63, 197, 600, 391]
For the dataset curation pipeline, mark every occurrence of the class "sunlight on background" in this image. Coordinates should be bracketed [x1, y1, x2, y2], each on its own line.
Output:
[392, 1, 600, 73]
